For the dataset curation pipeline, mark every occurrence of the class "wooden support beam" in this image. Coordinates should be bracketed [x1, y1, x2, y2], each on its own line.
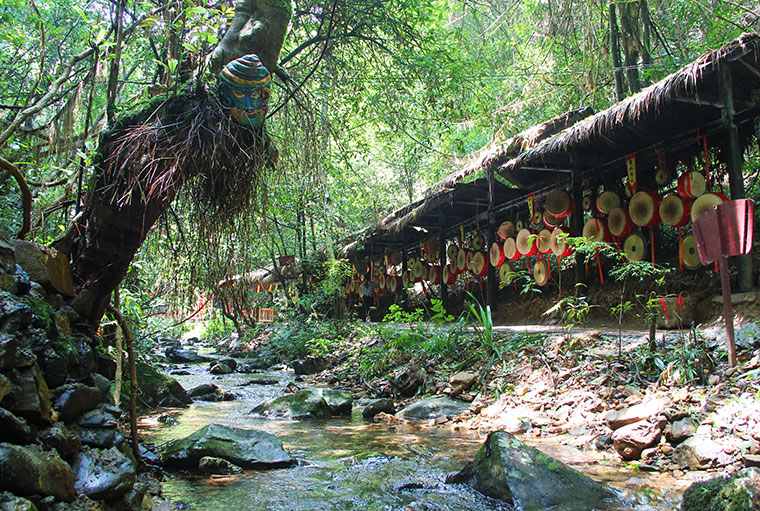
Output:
[720, 63, 753, 292]
[571, 157, 586, 294]
[439, 211, 448, 309]
[486, 168, 496, 311]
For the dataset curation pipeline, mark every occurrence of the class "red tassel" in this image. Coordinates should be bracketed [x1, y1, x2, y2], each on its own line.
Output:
[659, 297, 670, 323]
[650, 229, 656, 266]
[596, 251, 604, 284]
[547, 256, 551, 281]
[478, 276, 484, 294]
[678, 229, 684, 271]
[677, 292, 684, 315]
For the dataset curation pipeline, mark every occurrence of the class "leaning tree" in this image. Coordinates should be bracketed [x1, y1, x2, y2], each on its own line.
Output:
[48, 0, 294, 327]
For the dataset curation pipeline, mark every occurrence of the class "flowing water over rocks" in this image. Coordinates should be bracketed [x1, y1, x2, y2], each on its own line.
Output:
[142, 359, 688, 510]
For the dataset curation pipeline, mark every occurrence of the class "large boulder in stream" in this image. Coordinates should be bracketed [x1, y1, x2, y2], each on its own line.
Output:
[160, 424, 294, 470]
[71, 446, 136, 501]
[396, 396, 469, 421]
[251, 388, 352, 419]
[681, 467, 760, 511]
[447, 431, 614, 511]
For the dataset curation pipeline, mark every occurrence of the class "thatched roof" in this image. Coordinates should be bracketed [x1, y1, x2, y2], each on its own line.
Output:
[502, 33, 760, 186]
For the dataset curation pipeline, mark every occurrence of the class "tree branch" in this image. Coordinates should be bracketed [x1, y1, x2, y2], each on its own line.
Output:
[0, 157, 32, 239]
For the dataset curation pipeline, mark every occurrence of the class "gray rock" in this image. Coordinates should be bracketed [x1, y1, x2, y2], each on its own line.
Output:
[251, 388, 349, 419]
[681, 467, 760, 511]
[611, 421, 662, 460]
[217, 358, 237, 371]
[38, 423, 81, 460]
[449, 371, 479, 390]
[52, 383, 102, 422]
[165, 347, 213, 364]
[77, 405, 121, 428]
[0, 294, 32, 334]
[160, 424, 294, 470]
[289, 357, 327, 375]
[673, 436, 727, 470]
[0, 491, 37, 511]
[0, 443, 74, 502]
[605, 399, 665, 430]
[3, 365, 52, 423]
[396, 396, 469, 421]
[209, 362, 233, 375]
[362, 398, 395, 419]
[75, 426, 124, 449]
[0, 407, 32, 444]
[72, 447, 135, 501]
[198, 456, 242, 475]
[448, 431, 614, 511]
[0, 334, 17, 371]
[667, 417, 697, 445]
[392, 366, 427, 397]
[187, 383, 235, 402]
[10, 241, 74, 296]
[89, 373, 111, 398]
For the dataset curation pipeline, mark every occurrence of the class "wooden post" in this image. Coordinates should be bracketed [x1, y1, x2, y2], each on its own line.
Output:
[486, 168, 497, 310]
[571, 162, 586, 295]
[720, 62, 753, 292]
[439, 211, 448, 309]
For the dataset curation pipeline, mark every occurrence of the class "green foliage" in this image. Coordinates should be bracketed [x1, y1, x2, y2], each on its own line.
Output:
[201, 316, 237, 342]
[544, 293, 595, 329]
[634, 326, 714, 385]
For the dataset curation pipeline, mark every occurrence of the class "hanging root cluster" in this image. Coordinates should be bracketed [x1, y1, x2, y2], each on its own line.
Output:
[97, 86, 275, 229]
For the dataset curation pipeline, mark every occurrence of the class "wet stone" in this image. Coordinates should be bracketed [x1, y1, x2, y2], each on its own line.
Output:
[0, 443, 75, 502]
[209, 362, 233, 375]
[681, 467, 760, 511]
[188, 383, 235, 402]
[52, 383, 102, 422]
[362, 398, 395, 419]
[71, 446, 136, 502]
[38, 422, 81, 460]
[0, 491, 36, 511]
[198, 456, 242, 475]
[0, 407, 32, 445]
[396, 396, 469, 421]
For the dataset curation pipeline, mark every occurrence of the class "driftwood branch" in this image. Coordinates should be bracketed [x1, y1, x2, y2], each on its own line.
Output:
[0, 157, 32, 239]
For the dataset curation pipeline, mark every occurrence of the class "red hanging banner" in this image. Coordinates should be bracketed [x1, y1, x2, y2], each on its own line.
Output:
[625, 154, 638, 195]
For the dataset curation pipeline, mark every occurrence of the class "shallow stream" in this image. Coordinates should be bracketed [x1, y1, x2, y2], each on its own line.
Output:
[140, 361, 689, 510]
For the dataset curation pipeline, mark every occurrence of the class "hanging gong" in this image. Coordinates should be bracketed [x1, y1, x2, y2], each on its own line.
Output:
[691, 192, 728, 223]
[456, 247, 467, 272]
[583, 217, 609, 243]
[515, 219, 524, 231]
[389, 252, 402, 266]
[448, 258, 459, 276]
[545, 190, 574, 218]
[623, 232, 647, 262]
[387, 275, 398, 293]
[533, 260, 549, 286]
[471, 232, 485, 251]
[629, 190, 661, 227]
[504, 237, 521, 260]
[447, 243, 459, 261]
[428, 265, 440, 284]
[490, 241, 506, 267]
[423, 238, 440, 255]
[499, 263, 514, 285]
[682, 235, 702, 270]
[537, 229, 553, 254]
[655, 167, 670, 186]
[516, 228, 538, 256]
[532, 210, 543, 225]
[582, 195, 593, 211]
[596, 191, 620, 215]
[497, 221, 516, 240]
[659, 194, 691, 228]
[608, 206, 634, 238]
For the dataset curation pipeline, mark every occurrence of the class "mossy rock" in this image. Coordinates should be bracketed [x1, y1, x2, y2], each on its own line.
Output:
[681, 467, 760, 511]
[129, 359, 190, 409]
[448, 431, 615, 511]
[251, 388, 351, 419]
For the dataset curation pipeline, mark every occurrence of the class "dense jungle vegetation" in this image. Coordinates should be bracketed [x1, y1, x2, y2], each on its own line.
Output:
[1, 0, 759, 339]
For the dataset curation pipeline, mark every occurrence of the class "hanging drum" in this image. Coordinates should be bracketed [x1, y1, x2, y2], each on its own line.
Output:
[448, 258, 459, 276]
[596, 191, 620, 215]
[471, 251, 488, 276]
[655, 166, 670, 186]
[532, 210, 543, 225]
[537, 229, 553, 254]
[401, 271, 410, 288]
[423, 238, 440, 255]
[543, 209, 563, 228]
[504, 237, 521, 260]
[497, 221, 516, 240]
[428, 265, 441, 285]
[355, 262, 369, 275]
[515, 219, 524, 231]
[447, 243, 459, 261]
[389, 252, 402, 266]
[582, 195, 593, 211]
[412, 260, 425, 281]
[516, 229, 538, 256]
[456, 247, 467, 272]
[623, 232, 647, 262]
[550, 226, 573, 257]
[677, 171, 706, 199]
[545, 189, 573, 218]
[682, 235, 702, 270]
[629, 190, 661, 227]
[583, 217, 610, 243]
[442, 264, 457, 285]
[691, 192, 728, 222]
[608, 206, 634, 238]
[533, 260, 549, 286]
[377, 273, 386, 290]
[490, 241, 506, 267]
[471, 232, 485, 251]
[387, 275, 398, 293]
[499, 263, 514, 285]
[659, 194, 691, 228]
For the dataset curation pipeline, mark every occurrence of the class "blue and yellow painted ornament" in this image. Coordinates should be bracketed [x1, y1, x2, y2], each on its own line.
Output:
[217, 54, 271, 128]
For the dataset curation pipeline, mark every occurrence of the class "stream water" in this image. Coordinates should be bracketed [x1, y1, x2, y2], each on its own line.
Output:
[140, 360, 688, 511]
